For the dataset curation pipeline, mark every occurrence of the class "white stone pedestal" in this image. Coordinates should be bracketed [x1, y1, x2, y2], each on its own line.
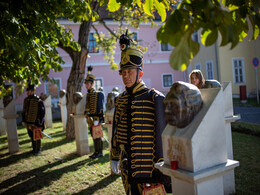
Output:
[3, 100, 19, 154]
[155, 160, 239, 195]
[59, 95, 67, 131]
[71, 93, 90, 156]
[159, 87, 239, 195]
[223, 82, 240, 194]
[0, 98, 6, 136]
[43, 95, 53, 128]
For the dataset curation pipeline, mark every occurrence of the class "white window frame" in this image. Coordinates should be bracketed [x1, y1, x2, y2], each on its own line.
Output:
[162, 73, 173, 88]
[132, 32, 138, 44]
[195, 63, 201, 70]
[89, 32, 99, 53]
[232, 58, 246, 84]
[206, 60, 214, 80]
[94, 77, 104, 91]
[192, 31, 199, 43]
[44, 78, 62, 108]
[160, 43, 173, 52]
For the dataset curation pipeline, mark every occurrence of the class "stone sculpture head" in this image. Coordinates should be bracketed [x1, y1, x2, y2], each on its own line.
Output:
[40, 93, 48, 101]
[106, 90, 120, 111]
[164, 81, 202, 128]
[59, 89, 66, 98]
[202, 80, 221, 89]
[73, 92, 83, 104]
[3, 95, 13, 107]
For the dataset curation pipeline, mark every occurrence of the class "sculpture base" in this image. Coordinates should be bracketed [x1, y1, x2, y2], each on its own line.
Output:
[155, 159, 239, 195]
[72, 115, 90, 156]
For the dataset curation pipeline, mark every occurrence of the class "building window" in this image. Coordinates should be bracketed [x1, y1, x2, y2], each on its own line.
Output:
[132, 32, 138, 42]
[233, 58, 245, 84]
[206, 61, 214, 79]
[192, 31, 199, 43]
[94, 78, 103, 91]
[195, 64, 201, 70]
[163, 74, 173, 87]
[89, 33, 99, 53]
[161, 43, 173, 51]
[45, 78, 61, 107]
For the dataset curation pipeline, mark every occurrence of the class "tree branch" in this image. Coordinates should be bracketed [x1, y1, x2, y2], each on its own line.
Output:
[58, 41, 77, 63]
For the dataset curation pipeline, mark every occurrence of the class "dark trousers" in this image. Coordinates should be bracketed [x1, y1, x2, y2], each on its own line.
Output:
[93, 138, 103, 154]
[27, 129, 41, 153]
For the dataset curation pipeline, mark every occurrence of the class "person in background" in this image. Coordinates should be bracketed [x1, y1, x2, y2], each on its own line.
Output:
[110, 31, 171, 194]
[22, 84, 45, 155]
[84, 66, 105, 159]
[189, 69, 205, 89]
[189, 69, 221, 89]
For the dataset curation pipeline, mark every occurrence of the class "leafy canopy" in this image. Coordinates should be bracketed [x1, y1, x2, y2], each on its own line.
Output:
[0, 0, 93, 96]
[108, 0, 259, 71]
[1, 0, 259, 97]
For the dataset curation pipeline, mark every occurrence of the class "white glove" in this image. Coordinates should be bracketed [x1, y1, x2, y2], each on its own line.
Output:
[111, 160, 120, 174]
[94, 120, 99, 126]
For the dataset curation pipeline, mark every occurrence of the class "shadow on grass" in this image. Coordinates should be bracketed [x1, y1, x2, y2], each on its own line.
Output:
[0, 137, 75, 168]
[0, 154, 91, 195]
[73, 174, 120, 195]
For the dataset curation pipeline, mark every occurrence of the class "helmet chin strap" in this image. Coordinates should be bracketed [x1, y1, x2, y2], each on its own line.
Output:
[135, 69, 140, 85]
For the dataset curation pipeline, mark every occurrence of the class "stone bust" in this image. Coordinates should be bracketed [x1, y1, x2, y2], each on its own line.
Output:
[3, 95, 13, 107]
[59, 89, 66, 98]
[164, 81, 202, 128]
[73, 92, 83, 104]
[106, 89, 120, 111]
[202, 80, 221, 89]
[40, 93, 48, 101]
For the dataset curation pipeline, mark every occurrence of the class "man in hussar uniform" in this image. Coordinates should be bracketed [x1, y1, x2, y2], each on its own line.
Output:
[84, 66, 105, 159]
[22, 84, 45, 155]
[110, 31, 171, 194]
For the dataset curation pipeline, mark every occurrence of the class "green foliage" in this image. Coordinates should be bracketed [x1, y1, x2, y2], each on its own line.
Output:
[0, 0, 90, 97]
[1, 0, 259, 97]
[155, 0, 260, 71]
[108, 0, 259, 71]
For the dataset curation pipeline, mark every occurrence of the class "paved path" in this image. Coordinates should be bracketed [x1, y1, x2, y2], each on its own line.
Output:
[233, 106, 260, 125]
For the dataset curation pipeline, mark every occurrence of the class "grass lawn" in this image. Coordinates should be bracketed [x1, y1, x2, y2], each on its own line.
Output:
[0, 122, 259, 194]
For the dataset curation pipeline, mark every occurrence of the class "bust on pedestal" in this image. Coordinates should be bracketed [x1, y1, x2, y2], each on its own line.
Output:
[59, 90, 67, 131]
[3, 96, 19, 154]
[103, 87, 119, 174]
[71, 92, 90, 156]
[40, 94, 53, 128]
[0, 98, 6, 136]
[155, 81, 239, 195]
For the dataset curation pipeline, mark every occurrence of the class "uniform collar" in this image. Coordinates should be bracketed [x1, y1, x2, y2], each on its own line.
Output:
[126, 81, 146, 95]
[88, 88, 95, 93]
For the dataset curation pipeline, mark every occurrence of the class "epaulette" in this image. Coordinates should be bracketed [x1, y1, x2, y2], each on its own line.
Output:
[150, 88, 164, 97]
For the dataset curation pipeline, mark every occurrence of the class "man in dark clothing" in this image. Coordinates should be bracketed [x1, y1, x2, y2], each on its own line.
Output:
[84, 66, 105, 159]
[22, 84, 45, 155]
[110, 31, 171, 194]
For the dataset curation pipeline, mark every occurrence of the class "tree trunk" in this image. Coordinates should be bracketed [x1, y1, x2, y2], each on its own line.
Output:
[65, 20, 92, 139]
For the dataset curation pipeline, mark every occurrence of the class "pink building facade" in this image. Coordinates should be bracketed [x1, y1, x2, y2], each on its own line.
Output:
[12, 20, 186, 112]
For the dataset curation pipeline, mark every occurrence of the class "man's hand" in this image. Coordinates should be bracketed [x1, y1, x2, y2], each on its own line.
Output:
[111, 160, 120, 174]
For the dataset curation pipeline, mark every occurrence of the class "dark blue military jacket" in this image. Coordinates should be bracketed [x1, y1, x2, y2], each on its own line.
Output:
[85, 88, 104, 123]
[22, 94, 45, 128]
[111, 81, 168, 184]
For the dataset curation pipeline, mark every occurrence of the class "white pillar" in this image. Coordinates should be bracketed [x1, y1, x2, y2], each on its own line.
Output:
[43, 95, 53, 128]
[71, 92, 90, 156]
[59, 90, 67, 131]
[3, 100, 19, 154]
[0, 98, 6, 135]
